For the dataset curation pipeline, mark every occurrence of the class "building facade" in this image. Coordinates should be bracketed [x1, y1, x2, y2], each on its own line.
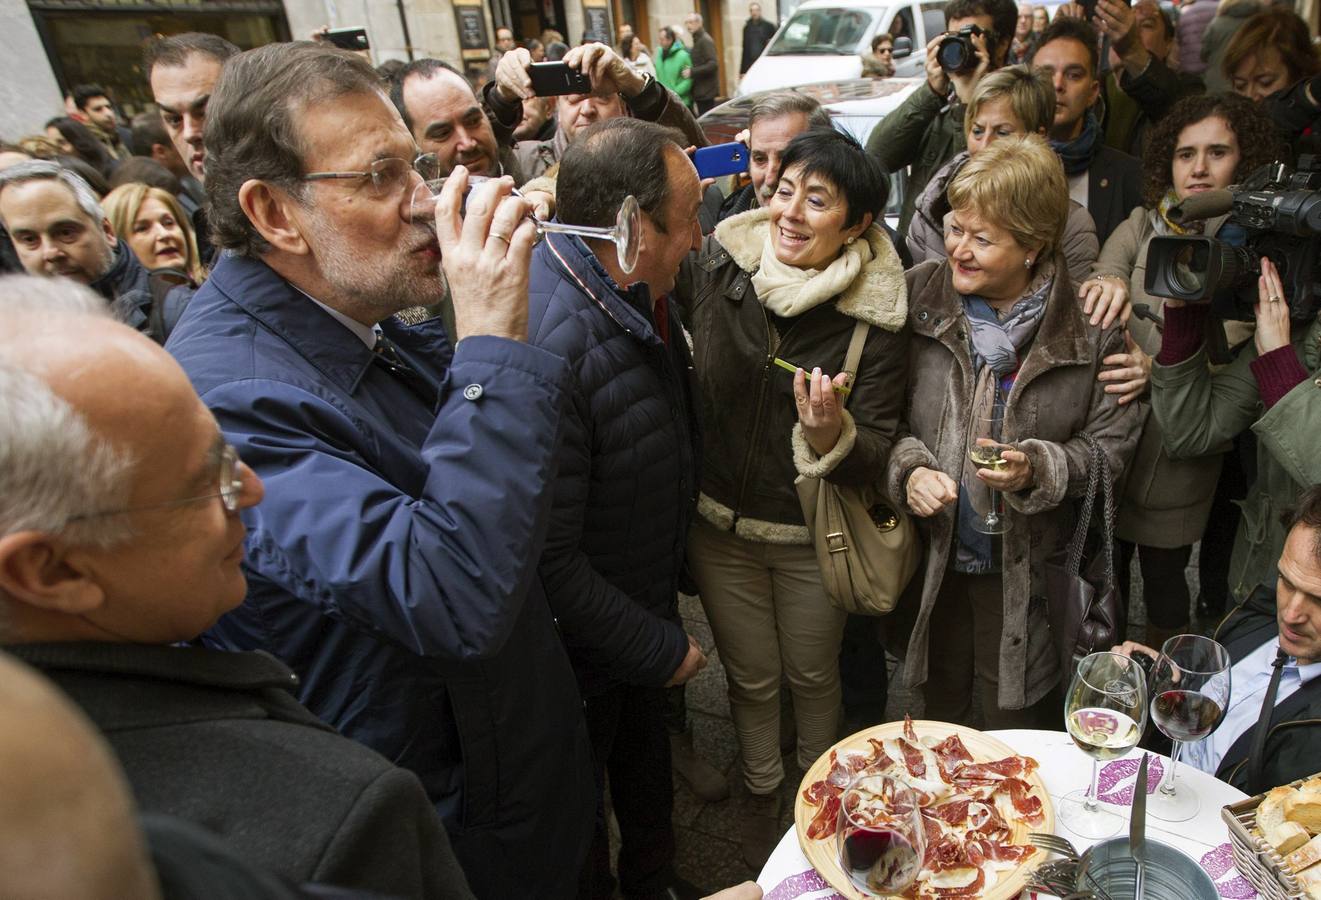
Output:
[1, 0, 783, 142]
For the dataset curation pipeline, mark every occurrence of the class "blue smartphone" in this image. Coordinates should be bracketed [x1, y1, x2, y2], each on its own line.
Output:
[693, 142, 749, 179]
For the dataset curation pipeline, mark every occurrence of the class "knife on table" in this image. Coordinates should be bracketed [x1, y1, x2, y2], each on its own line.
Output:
[1131, 752, 1149, 900]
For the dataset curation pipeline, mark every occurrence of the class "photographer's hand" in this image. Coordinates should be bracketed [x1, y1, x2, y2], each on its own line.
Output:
[495, 47, 534, 102]
[1254, 256, 1292, 355]
[925, 34, 951, 98]
[1094, 0, 1149, 77]
[565, 43, 646, 98]
[948, 30, 991, 104]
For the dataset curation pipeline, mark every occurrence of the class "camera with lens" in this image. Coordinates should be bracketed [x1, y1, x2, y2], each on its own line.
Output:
[1145, 158, 1321, 322]
[937, 24, 994, 74]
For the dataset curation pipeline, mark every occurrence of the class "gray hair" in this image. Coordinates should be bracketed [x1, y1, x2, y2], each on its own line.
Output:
[0, 276, 133, 551]
[747, 92, 833, 134]
[0, 160, 106, 227]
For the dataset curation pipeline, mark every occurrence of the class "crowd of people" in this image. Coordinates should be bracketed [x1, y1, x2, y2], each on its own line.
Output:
[1, 1, 1320, 898]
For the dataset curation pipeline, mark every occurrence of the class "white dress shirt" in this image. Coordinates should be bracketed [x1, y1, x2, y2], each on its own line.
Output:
[1185, 637, 1321, 775]
[296, 287, 379, 350]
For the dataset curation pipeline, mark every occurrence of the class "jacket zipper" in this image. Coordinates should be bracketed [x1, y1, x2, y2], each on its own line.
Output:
[730, 302, 801, 526]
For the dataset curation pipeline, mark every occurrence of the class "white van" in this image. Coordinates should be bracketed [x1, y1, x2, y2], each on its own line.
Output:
[737, 0, 947, 96]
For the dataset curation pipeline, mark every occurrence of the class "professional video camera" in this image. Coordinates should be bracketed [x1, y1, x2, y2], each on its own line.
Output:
[937, 24, 994, 74]
[1145, 158, 1321, 322]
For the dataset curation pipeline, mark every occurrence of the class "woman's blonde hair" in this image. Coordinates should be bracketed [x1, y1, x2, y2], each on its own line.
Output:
[964, 65, 1056, 138]
[946, 133, 1068, 256]
[102, 183, 205, 284]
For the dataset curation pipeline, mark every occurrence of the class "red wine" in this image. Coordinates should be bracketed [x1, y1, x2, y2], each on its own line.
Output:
[842, 827, 921, 892]
[1152, 690, 1223, 742]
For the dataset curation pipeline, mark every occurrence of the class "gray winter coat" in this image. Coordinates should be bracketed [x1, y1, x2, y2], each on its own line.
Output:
[884, 259, 1144, 709]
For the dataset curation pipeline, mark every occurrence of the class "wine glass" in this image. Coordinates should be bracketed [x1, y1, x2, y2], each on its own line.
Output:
[1148, 634, 1231, 822]
[410, 178, 642, 274]
[1060, 651, 1147, 839]
[964, 411, 1009, 534]
[837, 773, 925, 896]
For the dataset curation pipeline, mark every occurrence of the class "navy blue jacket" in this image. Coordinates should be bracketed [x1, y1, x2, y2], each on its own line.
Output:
[166, 254, 594, 899]
[527, 232, 700, 698]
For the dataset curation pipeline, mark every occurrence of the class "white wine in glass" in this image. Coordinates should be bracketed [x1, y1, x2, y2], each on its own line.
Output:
[1060, 651, 1147, 839]
[964, 412, 1009, 534]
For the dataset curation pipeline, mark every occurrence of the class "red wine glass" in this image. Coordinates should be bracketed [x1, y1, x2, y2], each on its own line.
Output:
[1147, 634, 1231, 822]
[837, 774, 925, 896]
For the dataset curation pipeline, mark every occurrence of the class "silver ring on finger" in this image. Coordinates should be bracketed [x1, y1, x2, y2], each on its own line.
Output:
[1270, 295, 1282, 303]
[489, 230, 511, 244]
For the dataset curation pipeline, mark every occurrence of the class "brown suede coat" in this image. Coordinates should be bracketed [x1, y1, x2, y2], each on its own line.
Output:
[884, 259, 1145, 709]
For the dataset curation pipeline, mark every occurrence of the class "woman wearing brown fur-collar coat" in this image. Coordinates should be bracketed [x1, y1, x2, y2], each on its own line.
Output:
[883, 136, 1144, 727]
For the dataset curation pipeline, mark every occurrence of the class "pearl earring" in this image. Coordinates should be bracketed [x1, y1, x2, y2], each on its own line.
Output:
[1024, 257, 1032, 268]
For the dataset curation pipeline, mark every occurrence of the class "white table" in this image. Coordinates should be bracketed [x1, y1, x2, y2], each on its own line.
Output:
[756, 728, 1259, 900]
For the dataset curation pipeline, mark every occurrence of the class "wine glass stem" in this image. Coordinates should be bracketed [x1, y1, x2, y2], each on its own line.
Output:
[1084, 758, 1100, 812]
[534, 220, 616, 240]
[1160, 741, 1182, 796]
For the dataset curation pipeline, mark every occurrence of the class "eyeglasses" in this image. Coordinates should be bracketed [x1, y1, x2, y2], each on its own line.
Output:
[68, 444, 245, 522]
[302, 154, 442, 199]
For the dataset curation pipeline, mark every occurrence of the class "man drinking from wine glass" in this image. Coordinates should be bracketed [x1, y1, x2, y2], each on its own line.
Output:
[1114, 484, 1321, 794]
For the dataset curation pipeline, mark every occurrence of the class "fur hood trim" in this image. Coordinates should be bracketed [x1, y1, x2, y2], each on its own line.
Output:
[712, 208, 908, 332]
[696, 493, 811, 545]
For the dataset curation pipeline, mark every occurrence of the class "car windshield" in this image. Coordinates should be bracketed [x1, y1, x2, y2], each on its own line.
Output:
[766, 7, 878, 55]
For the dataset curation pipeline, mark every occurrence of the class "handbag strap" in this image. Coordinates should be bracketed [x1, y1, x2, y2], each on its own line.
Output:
[839, 320, 871, 409]
[1065, 432, 1116, 584]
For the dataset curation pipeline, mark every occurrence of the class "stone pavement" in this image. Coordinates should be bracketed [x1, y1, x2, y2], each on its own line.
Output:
[617, 549, 1225, 895]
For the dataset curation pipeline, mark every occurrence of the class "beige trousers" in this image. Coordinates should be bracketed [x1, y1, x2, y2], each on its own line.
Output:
[687, 518, 848, 795]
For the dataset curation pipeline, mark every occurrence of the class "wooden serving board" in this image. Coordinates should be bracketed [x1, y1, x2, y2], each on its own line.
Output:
[794, 720, 1054, 899]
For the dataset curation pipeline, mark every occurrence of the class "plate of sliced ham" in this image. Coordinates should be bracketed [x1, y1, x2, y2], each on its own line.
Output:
[795, 717, 1054, 898]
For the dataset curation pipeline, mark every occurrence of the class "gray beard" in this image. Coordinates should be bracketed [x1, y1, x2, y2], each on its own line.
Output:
[302, 215, 443, 320]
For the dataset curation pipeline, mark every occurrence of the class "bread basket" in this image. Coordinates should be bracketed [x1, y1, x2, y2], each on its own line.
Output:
[1221, 771, 1321, 900]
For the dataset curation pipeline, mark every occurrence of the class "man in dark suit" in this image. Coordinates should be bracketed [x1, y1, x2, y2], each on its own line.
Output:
[165, 42, 595, 897]
[0, 274, 469, 899]
[740, 3, 777, 75]
[1031, 17, 1142, 246]
[1118, 484, 1321, 795]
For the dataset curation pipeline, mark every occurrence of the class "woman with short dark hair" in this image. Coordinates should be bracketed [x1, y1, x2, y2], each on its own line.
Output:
[674, 128, 908, 867]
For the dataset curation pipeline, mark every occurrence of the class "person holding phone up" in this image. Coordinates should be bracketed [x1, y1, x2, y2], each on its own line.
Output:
[483, 41, 707, 182]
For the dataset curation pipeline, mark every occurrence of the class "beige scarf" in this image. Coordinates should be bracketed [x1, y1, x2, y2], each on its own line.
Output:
[750, 229, 873, 317]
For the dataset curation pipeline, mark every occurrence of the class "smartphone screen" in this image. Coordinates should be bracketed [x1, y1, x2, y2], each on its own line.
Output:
[325, 27, 370, 51]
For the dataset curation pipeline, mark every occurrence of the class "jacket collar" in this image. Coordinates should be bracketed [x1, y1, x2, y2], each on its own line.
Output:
[911, 256, 1093, 369]
[206, 253, 380, 394]
[711, 208, 908, 331]
[540, 228, 663, 346]
[5, 641, 301, 693]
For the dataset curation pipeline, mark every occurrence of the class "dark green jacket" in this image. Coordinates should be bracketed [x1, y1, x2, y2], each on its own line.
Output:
[1152, 315, 1321, 601]
[866, 82, 966, 242]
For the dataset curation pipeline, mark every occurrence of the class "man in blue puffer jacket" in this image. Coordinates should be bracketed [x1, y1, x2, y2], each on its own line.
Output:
[527, 118, 707, 900]
[166, 43, 593, 899]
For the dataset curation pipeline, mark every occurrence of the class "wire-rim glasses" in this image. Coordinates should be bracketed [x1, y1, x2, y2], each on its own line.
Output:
[302, 153, 441, 199]
[68, 444, 244, 522]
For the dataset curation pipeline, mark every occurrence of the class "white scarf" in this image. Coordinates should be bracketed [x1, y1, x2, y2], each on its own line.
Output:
[750, 229, 872, 317]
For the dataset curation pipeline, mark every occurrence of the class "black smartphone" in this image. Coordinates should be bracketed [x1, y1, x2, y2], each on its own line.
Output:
[325, 27, 370, 51]
[693, 142, 750, 179]
[529, 61, 593, 96]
